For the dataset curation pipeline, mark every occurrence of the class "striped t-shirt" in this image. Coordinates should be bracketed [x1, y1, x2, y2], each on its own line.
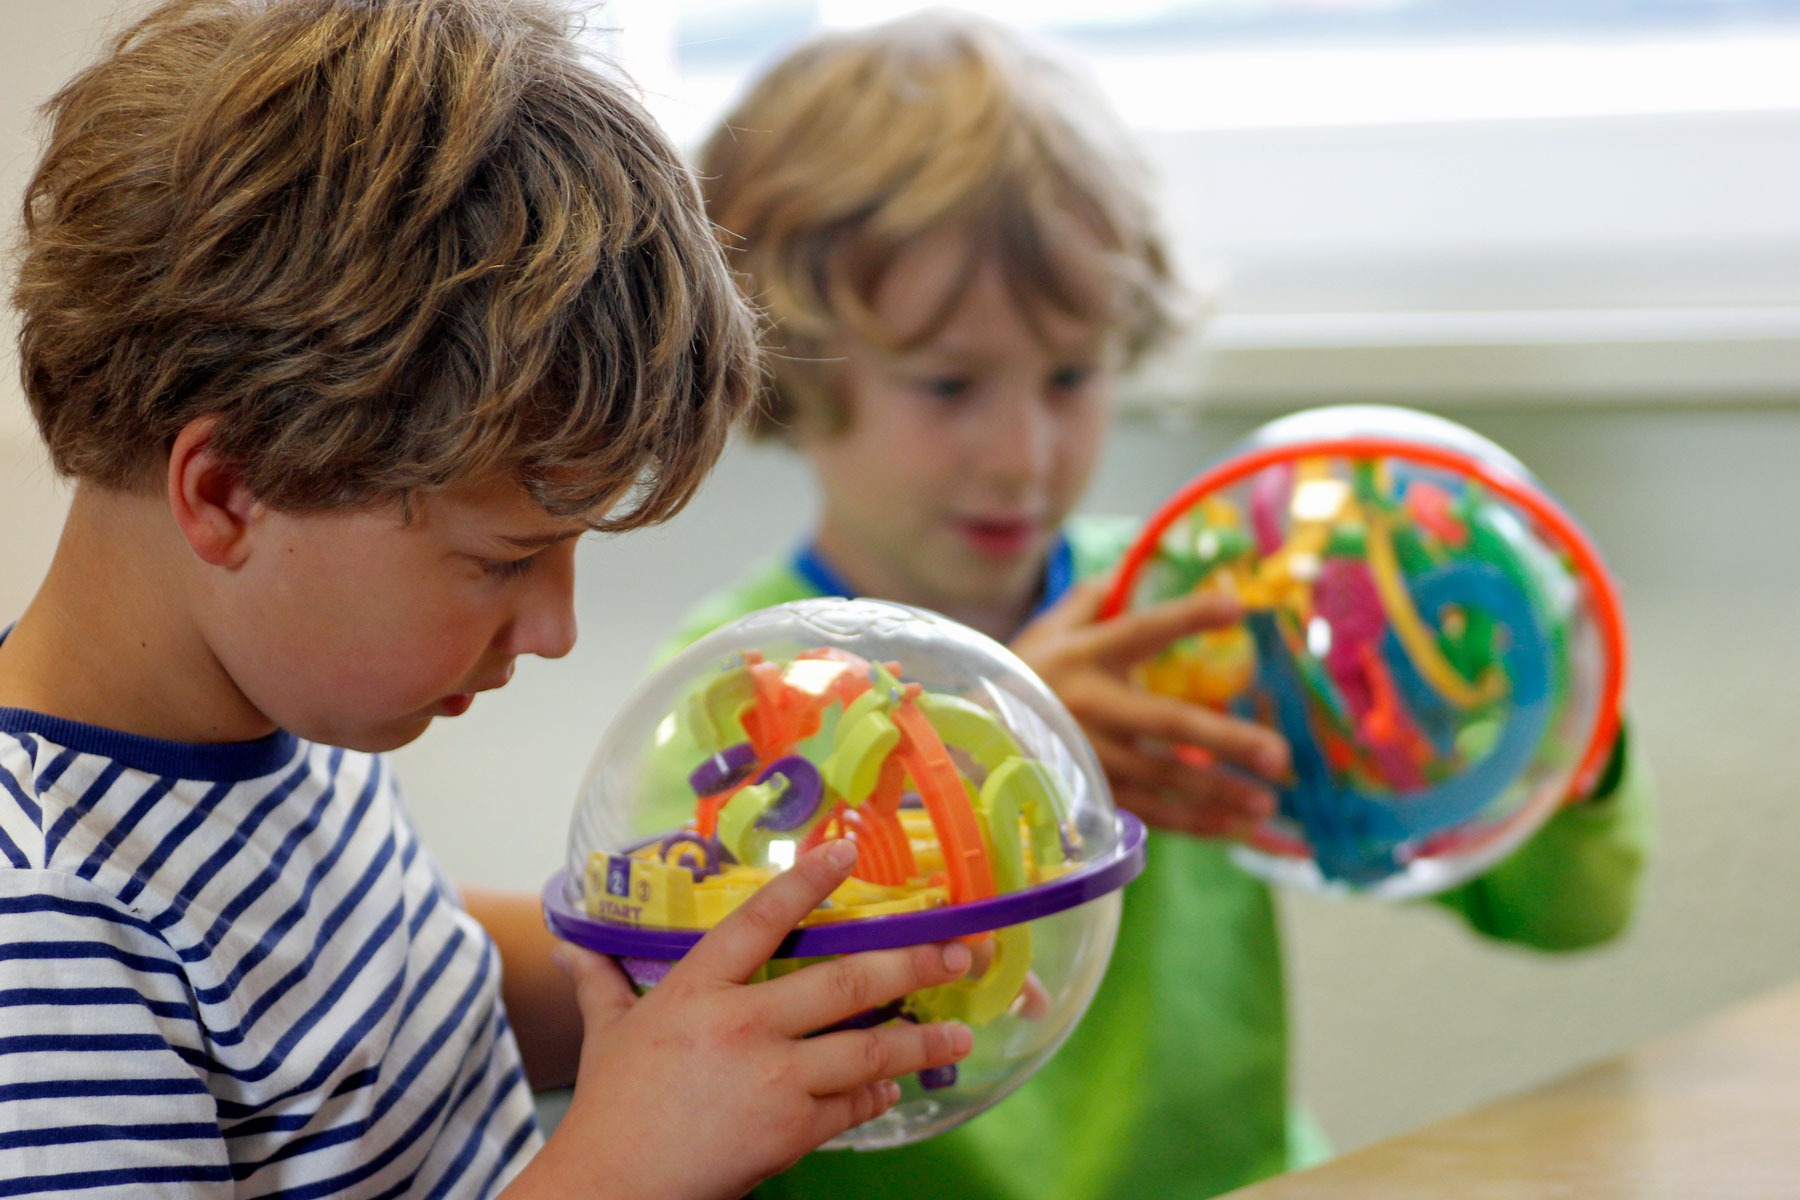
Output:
[0, 709, 541, 1197]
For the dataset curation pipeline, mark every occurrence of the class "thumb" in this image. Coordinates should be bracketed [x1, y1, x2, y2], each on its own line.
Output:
[1085, 588, 1247, 670]
[552, 942, 638, 1029]
[1014, 577, 1109, 647]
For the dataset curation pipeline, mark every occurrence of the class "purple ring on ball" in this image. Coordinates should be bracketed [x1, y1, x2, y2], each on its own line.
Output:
[544, 811, 1146, 960]
[753, 756, 825, 831]
[688, 742, 758, 797]
[658, 830, 729, 880]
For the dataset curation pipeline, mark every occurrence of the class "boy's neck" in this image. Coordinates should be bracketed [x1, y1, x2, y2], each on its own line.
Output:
[0, 485, 274, 745]
[807, 528, 1042, 645]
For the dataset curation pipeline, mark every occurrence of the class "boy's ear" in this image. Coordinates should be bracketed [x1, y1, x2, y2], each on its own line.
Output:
[167, 416, 260, 569]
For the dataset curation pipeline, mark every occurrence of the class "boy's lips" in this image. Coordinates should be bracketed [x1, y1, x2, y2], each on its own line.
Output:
[439, 666, 515, 716]
[439, 693, 475, 717]
[952, 514, 1040, 559]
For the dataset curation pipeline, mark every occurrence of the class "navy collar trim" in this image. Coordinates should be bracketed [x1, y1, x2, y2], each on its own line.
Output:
[0, 708, 302, 783]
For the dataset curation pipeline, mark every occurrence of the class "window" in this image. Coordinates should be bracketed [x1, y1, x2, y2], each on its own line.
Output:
[600, 1, 1800, 410]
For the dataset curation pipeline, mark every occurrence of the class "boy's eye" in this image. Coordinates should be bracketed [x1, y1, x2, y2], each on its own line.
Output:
[918, 375, 973, 401]
[480, 554, 540, 580]
[1049, 365, 1094, 391]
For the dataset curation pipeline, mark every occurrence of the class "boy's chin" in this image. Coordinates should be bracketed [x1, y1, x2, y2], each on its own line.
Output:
[934, 560, 1046, 612]
[956, 549, 1038, 580]
[284, 710, 438, 754]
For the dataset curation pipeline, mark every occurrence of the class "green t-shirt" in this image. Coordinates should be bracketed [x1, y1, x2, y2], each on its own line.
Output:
[654, 518, 1652, 1200]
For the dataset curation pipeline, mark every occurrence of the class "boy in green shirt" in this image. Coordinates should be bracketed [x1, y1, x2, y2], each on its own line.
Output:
[665, 12, 1650, 1199]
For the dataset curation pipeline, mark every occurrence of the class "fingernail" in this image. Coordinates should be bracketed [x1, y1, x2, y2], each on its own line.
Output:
[884, 1080, 902, 1106]
[941, 941, 972, 975]
[549, 944, 573, 975]
[826, 839, 857, 869]
[947, 1021, 974, 1057]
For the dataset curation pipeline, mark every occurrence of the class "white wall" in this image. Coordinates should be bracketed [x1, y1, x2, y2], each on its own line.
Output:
[0, 2, 117, 612]
[4, 2, 1799, 1157]
[657, 29, 1800, 411]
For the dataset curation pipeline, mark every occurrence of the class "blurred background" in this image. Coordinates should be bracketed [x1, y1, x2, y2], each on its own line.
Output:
[5, 0, 1799, 1153]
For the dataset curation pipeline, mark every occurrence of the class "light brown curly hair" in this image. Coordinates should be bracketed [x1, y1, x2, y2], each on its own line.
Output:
[696, 10, 1180, 440]
[12, 0, 757, 529]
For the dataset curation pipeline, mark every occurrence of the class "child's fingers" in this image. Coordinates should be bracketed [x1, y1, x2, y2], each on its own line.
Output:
[551, 942, 638, 1030]
[759, 940, 974, 1036]
[1096, 736, 1277, 835]
[1014, 972, 1054, 1021]
[963, 932, 996, 979]
[1014, 577, 1110, 641]
[1114, 784, 1264, 840]
[677, 840, 860, 985]
[1087, 589, 1246, 670]
[799, 1019, 973, 1098]
[808, 1081, 902, 1146]
[1087, 682, 1287, 779]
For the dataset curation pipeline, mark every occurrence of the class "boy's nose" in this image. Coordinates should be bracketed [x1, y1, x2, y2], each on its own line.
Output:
[973, 388, 1055, 488]
[508, 543, 580, 660]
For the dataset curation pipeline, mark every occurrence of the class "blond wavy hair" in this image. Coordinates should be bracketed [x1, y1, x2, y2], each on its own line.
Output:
[697, 10, 1179, 438]
[13, 0, 756, 528]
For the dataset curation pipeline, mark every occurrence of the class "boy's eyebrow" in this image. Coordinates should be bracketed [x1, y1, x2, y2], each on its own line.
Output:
[495, 529, 586, 551]
[907, 332, 1116, 363]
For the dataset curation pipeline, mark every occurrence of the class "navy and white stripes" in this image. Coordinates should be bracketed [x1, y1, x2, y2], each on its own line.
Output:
[0, 710, 539, 1197]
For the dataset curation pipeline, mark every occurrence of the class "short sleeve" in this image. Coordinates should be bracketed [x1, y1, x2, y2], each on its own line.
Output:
[1432, 723, 1653, 951]
[0, 869, 232, 1198]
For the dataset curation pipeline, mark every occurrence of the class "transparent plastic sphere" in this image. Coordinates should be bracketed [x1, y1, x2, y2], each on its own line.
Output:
[544, 598, 1145, 1149]
[1102, 405, 1627, 898]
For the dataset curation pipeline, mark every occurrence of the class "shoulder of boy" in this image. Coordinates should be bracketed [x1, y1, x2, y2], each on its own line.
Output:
[1065, 513, 1141, 583]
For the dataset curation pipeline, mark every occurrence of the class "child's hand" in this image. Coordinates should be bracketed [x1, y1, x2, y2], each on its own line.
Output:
[1012, 580, 1289, 840]
[516, 841, 975, 1200]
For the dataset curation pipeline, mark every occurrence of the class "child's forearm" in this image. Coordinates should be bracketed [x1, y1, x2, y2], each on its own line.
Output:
[1434, 727, 1652, 950]
[461, 884, 585, 1091]
[497, 1136, 657, 1200]
[492, 842, 974, 1200]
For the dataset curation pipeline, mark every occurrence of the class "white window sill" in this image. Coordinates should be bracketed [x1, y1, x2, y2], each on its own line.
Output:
[1127, 306, 1800, 414]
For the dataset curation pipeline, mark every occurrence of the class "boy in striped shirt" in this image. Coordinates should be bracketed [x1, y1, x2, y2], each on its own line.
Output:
[0, 2, 972, 1196]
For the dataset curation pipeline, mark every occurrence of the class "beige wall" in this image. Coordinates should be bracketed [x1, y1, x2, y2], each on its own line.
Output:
[4, 3, 1798, 1159]
[0, 4, 116, 612]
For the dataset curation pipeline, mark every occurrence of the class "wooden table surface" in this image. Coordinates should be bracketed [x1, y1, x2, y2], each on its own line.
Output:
[1220, 978, 1800, 1199]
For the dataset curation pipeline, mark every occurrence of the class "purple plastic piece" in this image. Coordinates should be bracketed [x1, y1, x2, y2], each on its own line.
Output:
[620, 956, 676, 991]
[753, 756, 824, 832]
[688, 742, 758, 797]
[658, 831, 729, 880]
[916, 1064, 958, 1091]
